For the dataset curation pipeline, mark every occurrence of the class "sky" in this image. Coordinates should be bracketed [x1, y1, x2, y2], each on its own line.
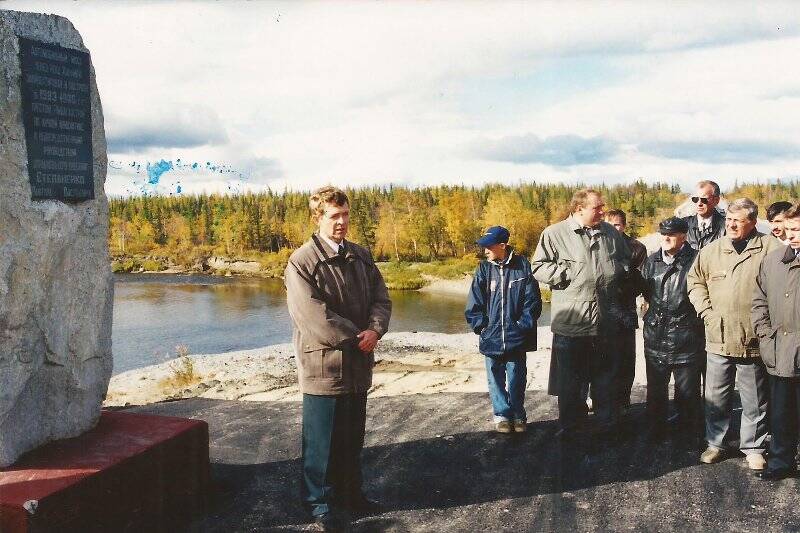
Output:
[7, 1, 800, 196]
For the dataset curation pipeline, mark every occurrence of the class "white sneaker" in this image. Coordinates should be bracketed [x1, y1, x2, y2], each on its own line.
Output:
[746, 454, 766, 471]
[495, 420, 512, 433]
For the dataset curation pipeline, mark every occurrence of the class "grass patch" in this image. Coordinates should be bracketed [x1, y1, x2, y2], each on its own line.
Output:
[158, 345, 201, 392]
[377, 262, 427, 290]
[141, 259, 166, 272]
[416, 256, 478, 280]
[255, 248, 293, 278]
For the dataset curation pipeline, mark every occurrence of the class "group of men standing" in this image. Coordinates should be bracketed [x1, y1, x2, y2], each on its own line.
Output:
[283, 183, 800, 531]
[533, 180, 800, 483]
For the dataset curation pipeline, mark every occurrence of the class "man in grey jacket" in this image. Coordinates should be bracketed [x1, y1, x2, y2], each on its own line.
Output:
[688, 198, 781, 471]
[752, 202, 800, 480]
[285, 186, 392, 530]
[532, 188, 633, 437]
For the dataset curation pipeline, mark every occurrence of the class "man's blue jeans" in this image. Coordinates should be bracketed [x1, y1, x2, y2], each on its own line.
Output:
[485, 350, 527, 422]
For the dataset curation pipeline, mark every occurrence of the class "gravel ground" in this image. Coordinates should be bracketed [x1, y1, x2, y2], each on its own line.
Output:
[128, 390, 800, 532]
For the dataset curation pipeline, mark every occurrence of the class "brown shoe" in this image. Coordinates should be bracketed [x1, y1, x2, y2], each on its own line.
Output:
[495, 420, 512, 433]
[700, 446, 725, 464]
[513, 420, 527, 433]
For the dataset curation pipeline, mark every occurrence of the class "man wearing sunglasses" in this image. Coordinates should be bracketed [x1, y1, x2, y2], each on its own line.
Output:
[681, 180, 726, 250]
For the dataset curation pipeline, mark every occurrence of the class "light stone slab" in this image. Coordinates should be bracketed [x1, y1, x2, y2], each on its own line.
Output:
[0, 10, 112, 467]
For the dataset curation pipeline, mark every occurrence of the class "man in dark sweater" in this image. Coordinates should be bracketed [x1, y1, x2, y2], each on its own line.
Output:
[681, 180, 725, 251]
[605, 209, 647, 411]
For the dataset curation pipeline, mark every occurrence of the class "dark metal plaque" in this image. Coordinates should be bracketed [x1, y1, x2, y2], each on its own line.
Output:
[18, 37, 94, 201]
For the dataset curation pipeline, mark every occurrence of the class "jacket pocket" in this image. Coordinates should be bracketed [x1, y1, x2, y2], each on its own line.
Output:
[552, 297, 596, 328]
[704, 314, 724, 345]
[760, 331, 777, 369]
[302, 347, 343, 380]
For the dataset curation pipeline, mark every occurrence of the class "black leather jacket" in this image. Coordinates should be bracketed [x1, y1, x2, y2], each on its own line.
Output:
[682, 210, 725, 250]
[640, 243, 705, 366]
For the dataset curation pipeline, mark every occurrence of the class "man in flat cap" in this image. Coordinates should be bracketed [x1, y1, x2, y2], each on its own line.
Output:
[640, 217, 704, 438]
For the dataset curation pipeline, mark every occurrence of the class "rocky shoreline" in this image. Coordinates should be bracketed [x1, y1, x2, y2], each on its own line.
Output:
[104, 328, 647, 407]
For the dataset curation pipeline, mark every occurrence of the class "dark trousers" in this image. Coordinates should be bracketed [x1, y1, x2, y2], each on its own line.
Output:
[301, 392, 368, 517]
[768, 375, 800, 471]
[645, 359, 702, 428]
[553, 334, 620, 431]
[616, 329, 637, 407]
[580, 329, 636, 408]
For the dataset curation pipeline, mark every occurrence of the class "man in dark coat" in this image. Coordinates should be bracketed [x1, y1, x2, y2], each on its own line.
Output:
[285, 186, 392, 530]
[605, 209, 647, 411]
[681, 180, 725, 251]
[640, 217, 704, 437]
[752, 203, 800, 480]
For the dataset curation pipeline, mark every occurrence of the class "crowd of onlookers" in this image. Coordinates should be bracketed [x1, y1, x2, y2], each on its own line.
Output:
[283, 183, 799, 531]
[472, 180, 800, 483]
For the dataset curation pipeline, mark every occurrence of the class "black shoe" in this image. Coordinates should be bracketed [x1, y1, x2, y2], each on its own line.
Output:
[755, 468, 797, 481]
[349, 496, 385, 517]
[313, 511, 347, 532]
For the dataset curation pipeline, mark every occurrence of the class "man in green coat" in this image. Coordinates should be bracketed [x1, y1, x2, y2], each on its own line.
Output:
[688, 198, 781, 471]
[532, 188, 633, 437]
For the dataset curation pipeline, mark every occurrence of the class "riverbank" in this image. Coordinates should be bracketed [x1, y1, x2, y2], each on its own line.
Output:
[104, 328, 646, 407]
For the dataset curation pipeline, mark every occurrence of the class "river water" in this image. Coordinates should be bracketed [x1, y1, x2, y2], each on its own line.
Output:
[112, 274, 551, 374]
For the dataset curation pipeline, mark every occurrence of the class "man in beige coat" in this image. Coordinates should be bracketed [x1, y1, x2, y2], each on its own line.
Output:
[285, 186, 391, 530]
[688, 198, 781, 470]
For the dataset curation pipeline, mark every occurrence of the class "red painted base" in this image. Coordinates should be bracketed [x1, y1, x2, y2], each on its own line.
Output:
[0, 410, 209, 533]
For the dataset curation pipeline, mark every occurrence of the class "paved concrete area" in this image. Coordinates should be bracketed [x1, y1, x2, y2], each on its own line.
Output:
[129, 389, 800, 532]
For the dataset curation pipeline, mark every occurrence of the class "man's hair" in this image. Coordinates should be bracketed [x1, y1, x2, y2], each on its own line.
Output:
[767, 201, 793, 221]
[605, 209, 627, 225]
[727, 198, 758, 221]
[569, 188, 601, 213]
[696, 180, 721, 196]
[784, 202, 800, 220]
[309, 186, 349, 220]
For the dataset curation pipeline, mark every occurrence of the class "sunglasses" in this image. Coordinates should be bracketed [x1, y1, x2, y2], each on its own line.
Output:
[691, 196, 715, 205]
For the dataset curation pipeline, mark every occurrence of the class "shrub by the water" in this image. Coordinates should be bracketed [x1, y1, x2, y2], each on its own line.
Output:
[378, 262, 427, 290]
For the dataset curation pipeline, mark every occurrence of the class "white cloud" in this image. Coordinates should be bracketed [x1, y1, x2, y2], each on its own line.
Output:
[6, 0, 800, 194]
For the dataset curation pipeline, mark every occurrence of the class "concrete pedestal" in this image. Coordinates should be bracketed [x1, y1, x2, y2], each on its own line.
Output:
[0, 410, 209, 532]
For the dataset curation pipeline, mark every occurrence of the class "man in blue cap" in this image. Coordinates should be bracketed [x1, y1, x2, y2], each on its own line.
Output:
[466, 226, 542, 433]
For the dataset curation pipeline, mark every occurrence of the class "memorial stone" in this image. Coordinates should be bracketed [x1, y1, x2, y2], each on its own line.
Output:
[0, 10, 113, 467]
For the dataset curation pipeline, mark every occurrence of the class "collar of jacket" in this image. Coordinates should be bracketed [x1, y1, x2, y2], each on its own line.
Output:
[781, 245, 800, 264]
[654, 241, 693, 263]
[699, 209, 724, 228]
[567, 215, 606, 235]
[720, 231, 765, 254]
[489, 248, 515, 266]
[311, 233, 355, 263]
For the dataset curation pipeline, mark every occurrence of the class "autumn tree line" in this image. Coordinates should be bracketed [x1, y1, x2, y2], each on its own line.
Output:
[108, 180, 800, 275]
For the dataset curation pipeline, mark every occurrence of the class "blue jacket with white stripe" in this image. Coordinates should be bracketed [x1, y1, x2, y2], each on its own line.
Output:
[465, 249, 543, 357]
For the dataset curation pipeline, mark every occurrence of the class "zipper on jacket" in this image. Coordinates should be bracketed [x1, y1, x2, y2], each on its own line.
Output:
[500, 264, 506, 353]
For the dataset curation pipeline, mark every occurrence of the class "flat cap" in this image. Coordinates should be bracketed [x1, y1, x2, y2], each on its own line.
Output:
[658, 216, 689, 235]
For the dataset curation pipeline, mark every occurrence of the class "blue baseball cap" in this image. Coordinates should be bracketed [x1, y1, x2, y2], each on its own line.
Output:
[476, 226, 510, 247]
